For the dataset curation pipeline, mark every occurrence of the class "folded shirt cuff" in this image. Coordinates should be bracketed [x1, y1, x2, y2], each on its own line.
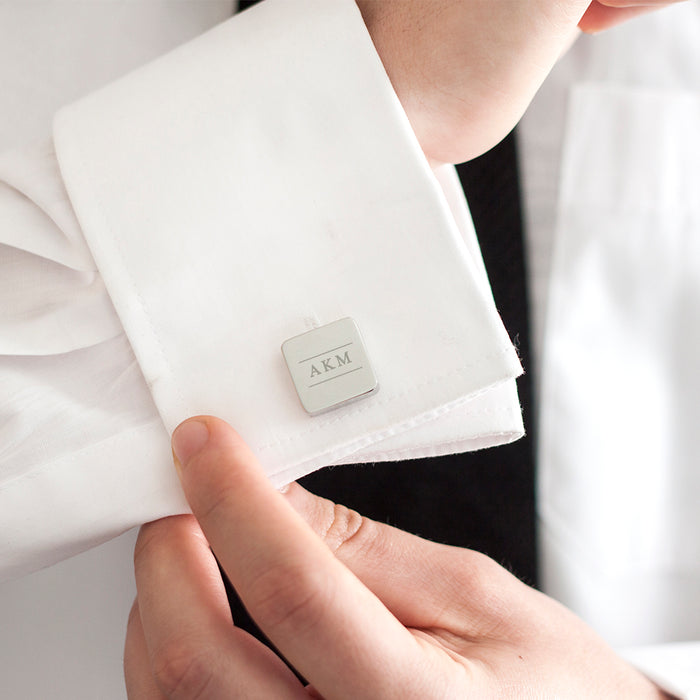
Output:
[0, 0, 522, 579]
[53, 0, 522, 480]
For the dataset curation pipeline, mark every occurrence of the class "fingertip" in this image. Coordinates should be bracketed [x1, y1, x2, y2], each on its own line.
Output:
[172, 417, 211, 473]
[578, 2, 654, 33]
[171, 416, 277, 536]
[281, 481, 322, 521]
[171, 416, 254, 474]
[281, 482, 357, 547]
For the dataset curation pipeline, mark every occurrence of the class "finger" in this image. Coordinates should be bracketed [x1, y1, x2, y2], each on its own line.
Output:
[134, 514, 307, 698]
[592, 0, 681, 6]
[579, 2, 661, 32]
[282, 480, 522, 633]
[172, 417, 430, 699]
[124, 600, 168, 700]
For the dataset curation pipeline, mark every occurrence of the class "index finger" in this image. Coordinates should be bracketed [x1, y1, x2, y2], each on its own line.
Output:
[171, 416, 427, 699]
[579, 0, 676, 32]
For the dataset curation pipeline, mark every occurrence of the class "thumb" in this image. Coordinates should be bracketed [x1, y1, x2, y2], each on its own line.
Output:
[579, 1, 656, 33]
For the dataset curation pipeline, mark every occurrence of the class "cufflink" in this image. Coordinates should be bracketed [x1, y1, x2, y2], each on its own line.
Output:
[281, 318, 378, 415]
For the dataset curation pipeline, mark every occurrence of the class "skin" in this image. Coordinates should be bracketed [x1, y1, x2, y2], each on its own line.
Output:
[124, 416, 672, 699]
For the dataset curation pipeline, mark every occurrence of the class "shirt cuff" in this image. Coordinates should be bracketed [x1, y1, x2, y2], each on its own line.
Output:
[53, 0, 522, 485]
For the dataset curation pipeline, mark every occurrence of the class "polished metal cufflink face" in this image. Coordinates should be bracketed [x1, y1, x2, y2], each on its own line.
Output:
[281, 318, 378, 415]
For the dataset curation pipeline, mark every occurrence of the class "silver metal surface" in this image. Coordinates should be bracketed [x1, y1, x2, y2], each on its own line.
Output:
[281, 318, 378, 415]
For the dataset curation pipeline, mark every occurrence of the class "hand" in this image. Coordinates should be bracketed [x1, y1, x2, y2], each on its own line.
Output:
[124, 416, 669, 699]
[355, 0, 685, 164]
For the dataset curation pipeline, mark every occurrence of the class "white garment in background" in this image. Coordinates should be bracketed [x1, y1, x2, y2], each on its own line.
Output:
[519, 4, 700, 696]
[520, 0, 700, 655]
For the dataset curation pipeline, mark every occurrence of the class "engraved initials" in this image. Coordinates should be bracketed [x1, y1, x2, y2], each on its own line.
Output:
[309, 351, 353, 379]
[335, 351, 351, 366]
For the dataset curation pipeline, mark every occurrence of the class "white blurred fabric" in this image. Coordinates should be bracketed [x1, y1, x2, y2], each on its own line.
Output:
[519, 2, 700, 694]
[0, 0, 523, 583]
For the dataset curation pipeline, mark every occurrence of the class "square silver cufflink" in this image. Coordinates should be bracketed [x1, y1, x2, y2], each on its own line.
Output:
[281, 318, 378, 415]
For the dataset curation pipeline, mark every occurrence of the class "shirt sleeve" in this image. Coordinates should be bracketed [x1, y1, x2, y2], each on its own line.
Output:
[0, 0, 523, 580]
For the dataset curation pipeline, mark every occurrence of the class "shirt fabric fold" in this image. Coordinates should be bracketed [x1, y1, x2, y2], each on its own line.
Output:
[0, 0, 523, 581]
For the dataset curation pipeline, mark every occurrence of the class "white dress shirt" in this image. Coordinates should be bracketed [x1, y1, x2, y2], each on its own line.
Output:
[0, 1, 697, 698]
[0, 0, 523, 581]
[521, 0, 700, 641]
[520, 3, 700, 695]
[0, 2, 523, 697]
